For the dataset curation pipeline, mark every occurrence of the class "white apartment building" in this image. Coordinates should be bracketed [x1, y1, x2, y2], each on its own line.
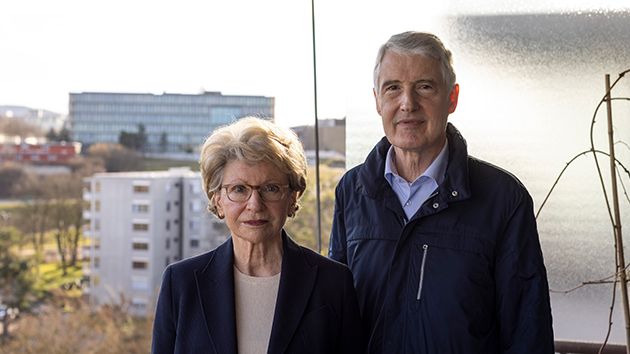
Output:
[82, 167, 228, 316]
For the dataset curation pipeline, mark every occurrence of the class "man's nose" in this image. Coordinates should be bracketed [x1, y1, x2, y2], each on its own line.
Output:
[400, 89, 419, 112]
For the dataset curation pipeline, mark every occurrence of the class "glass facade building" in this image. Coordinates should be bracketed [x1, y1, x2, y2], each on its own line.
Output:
[69, 91, 274, 152]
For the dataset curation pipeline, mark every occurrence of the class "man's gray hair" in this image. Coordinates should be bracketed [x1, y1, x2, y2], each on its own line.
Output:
[373, 31, 456, 92]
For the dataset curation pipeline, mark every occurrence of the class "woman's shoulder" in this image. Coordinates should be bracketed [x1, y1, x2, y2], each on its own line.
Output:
[164, 250, 215, 276]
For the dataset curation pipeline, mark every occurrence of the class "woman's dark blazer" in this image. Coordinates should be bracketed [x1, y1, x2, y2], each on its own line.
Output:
[151, 231, 365, 354]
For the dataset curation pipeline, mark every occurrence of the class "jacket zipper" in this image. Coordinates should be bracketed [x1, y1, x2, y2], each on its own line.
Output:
[416, 244, 429, 301]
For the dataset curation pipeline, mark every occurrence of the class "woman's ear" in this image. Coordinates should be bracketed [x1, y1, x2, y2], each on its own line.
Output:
[213, 193, 225, 219]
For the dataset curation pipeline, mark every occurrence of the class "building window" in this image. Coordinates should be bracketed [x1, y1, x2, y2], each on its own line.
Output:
[165, 238, 170, 249]
[131, 297, 148, 312]
[94, 219, 100, 231]
[95, 181, 101, 193]
[166, 201, 171, 212]
[93, 257, 100, 268]
[166, 220, 170, 231]
[133, 223, 149, 231]
[165, 257, 170, 267]
[132, 203, 150, 213]
[132, 261, 148, 269]
[190, 239, 200, 248]
[94, 200, 100, 212]
[131, 276, 149, 290]
[133, 185, 150, 193]
[132, 242, 149, 250]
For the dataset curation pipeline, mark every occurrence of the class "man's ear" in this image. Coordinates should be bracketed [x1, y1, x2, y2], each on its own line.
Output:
[374, 88, 382, 115]
[448, 84, 459, 114]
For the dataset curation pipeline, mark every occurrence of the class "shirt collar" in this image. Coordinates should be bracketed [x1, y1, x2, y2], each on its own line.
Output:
[384, 139, 449, 185]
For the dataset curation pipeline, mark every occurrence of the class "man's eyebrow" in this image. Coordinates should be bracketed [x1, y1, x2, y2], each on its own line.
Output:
[380, 79, 400, 89]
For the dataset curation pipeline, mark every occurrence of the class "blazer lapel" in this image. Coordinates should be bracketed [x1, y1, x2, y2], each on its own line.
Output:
[267, 232, 318, 353]
[195, 237, 238, 354]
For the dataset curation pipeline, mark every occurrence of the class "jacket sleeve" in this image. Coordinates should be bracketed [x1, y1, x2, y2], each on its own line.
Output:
[495, 191, 554, 354]
[338, 266, 367, 354]
[151, 266, 176, 354]
[328, 182, 348, 264]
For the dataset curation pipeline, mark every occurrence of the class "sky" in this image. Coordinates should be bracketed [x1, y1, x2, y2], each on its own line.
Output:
[1, 0, 628, 128]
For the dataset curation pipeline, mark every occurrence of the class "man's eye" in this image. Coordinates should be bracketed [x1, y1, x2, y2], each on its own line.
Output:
[417, 84, 436, 93]
[263, 184, 281, 193]
[385, 85, 399, 92]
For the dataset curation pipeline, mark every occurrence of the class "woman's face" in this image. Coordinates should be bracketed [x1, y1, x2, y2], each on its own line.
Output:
[215, 159, 296, 247]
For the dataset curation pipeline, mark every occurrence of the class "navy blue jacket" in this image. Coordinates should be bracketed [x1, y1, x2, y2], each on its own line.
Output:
[152, 232, 365, 354]
[329, 123, 554, 353]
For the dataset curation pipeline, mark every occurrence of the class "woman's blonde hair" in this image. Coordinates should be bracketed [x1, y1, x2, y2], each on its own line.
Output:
[199, 116, 307, 218]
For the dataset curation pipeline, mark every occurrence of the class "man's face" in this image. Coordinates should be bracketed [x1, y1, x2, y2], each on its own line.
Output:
[374, 51, 459, 158]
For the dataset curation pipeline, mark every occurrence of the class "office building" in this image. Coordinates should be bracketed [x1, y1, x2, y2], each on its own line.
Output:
[69, 91, 274, 152]
[82, 168, 228, 316]
[291, 118, 346, 167]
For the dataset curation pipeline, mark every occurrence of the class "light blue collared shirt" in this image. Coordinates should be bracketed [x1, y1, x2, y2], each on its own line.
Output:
[384, 140, 449, 221]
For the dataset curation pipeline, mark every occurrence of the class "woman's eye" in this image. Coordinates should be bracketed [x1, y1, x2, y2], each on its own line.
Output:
[231, 185, 248, 194]
[264, 184, 281, 193]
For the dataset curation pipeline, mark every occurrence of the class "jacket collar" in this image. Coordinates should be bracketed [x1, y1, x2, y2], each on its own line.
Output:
[195, 237, 237, 354]
[268, 232, 318, 353]
[194, 231, 318, 354]
[358, 122, 471, 202]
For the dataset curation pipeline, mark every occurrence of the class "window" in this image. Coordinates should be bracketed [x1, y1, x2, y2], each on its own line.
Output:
[94, 200, 100, 212]
[95, 181, 101, 193]
[166, 220, 170, 231]
[165, 238, 170, 249]
[93, 257, 100, 268]
[131, 298, 148, 312]
[133, 185, 150, 193]
[132, 242, 149, 250]
[165, 257, 170, 267]
[132, 203, 150, 213]
[166, 201, 171, 212]
[133, 223, 149, 231]
[132, 261, 148, 269]
[132, 276, 149, 290]
[190, 239, 200, 248]
[94, 219, 100, 231]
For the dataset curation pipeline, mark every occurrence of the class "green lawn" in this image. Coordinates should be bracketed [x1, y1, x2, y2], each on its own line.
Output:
[35, 261, 84, 297]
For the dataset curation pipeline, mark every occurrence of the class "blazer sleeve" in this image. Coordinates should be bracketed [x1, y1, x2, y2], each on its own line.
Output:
[328, 183, 348, 264]
[151, 266, 176, 354]
[495, 192, 554, 353]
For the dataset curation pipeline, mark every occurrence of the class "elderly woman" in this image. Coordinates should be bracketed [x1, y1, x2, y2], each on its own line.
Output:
[151, 117, 364, 354]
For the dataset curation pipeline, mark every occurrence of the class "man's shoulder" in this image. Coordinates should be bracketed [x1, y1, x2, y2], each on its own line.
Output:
[467, 155, 529, 194]
[337, 163, 365, 188]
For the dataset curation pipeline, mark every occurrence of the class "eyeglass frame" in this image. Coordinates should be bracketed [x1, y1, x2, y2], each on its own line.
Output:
[220, 183, 292, 203]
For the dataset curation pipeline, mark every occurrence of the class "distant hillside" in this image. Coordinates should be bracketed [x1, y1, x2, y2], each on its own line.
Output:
[0, 105, 66, 132]
[446, 11, 630, 68]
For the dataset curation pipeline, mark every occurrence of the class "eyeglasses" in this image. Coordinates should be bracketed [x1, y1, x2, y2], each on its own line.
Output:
[221, 183, 291, 203]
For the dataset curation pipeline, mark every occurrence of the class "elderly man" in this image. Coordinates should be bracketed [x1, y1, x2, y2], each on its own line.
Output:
[329, 31, 554, 353]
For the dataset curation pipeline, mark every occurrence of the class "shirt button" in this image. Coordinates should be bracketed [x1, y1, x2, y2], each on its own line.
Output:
[432, 202, 439, 209]
[405, 201, 410, 206]
[451, 190, 458, 197]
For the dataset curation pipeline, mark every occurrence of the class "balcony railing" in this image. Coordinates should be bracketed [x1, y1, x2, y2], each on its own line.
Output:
[555, 340, 626, 354]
